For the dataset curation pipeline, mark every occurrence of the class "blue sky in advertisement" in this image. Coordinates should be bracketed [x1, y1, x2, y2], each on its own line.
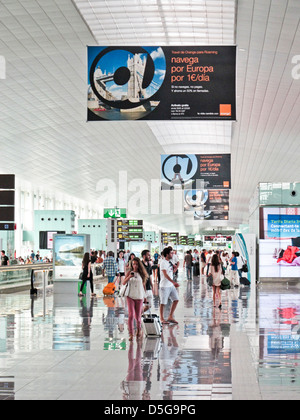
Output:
[87, 46, 166, 98]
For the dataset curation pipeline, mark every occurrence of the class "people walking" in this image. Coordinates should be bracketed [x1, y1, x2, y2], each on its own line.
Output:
[123, 257, 148, 341]
[208, 254, 222, 309]
[0, 250, 9, 266]
[103, 251, 118, 283]
[159, 247, 179, 325]
[141, 249, 153, 314]
[152, 251, 159, 282]
[183, 250, 192, 280]
[230, 252, 240, 288]
[206, 250, 213, 276]
[79, 252, 96, 297]
[200, 249, 206, 275]
[116, 250, 126, 290]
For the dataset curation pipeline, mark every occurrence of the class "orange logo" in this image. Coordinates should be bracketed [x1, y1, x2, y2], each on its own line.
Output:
[223, 181, 230, 188]
[220, 104, 231, 116]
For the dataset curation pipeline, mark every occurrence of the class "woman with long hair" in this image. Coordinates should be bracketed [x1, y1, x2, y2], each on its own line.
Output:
[123, 257, 147, 341]
[79, 252, 96, 297]
[125, 252, 136, 274]
[208, 254, 222, 309]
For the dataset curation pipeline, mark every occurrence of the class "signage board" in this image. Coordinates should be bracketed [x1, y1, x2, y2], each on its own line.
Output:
[88, 46, 236, 121]
[0, 223, 14, 231]
[116, 219, 143, 242]
[161, 154, 231, 190]
[53, 234, 90, 281]
[104, 208, 127, 219]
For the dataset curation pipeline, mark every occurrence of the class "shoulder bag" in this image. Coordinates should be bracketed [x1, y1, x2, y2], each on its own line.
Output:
[207, 273, 213, 287]
[119, 282, 129, 297]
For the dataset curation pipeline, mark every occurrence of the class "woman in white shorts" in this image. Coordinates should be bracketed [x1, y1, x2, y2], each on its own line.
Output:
[159, 248, 179, 324]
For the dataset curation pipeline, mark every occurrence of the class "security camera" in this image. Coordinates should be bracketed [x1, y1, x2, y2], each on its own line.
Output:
[291, 191, 297, 197]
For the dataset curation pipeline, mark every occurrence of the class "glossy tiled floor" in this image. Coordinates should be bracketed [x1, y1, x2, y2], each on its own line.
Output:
[0, 270, 300, 400]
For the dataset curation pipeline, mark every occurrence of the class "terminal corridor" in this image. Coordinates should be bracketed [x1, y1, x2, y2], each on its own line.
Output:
[0, 271, 299, 400]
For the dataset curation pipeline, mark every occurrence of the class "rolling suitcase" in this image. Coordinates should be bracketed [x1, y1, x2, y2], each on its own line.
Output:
[142, 311, 162, 337]
[103, 282, 116, 295]
[240, 277, 250, 286]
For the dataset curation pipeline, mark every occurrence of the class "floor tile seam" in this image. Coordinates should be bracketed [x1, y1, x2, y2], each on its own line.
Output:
[230, 325, 262, 400]
[14, 350, 80, 396]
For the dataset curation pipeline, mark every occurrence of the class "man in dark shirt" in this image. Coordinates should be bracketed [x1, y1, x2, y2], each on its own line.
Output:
[183, 250, 192, 280]
[200, 249, 206, 275]
[141, 249, 153, 313]
[1, 250, 9, 266]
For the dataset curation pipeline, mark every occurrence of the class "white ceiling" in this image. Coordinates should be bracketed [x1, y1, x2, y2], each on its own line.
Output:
[0, 0, 299, 235]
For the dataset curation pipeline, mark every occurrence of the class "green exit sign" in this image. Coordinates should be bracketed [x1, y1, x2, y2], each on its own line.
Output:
[104, 208, 127, 219]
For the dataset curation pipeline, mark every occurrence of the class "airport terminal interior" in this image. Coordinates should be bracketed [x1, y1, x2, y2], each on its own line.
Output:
[0, 0, 300, 401]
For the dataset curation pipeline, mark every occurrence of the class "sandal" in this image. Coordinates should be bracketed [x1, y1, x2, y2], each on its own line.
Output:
[136, 329, 143, 340]
[167, 319, 178, 324]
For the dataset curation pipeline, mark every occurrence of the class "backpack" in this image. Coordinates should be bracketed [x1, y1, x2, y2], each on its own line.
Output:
[103, 282, 116, 295]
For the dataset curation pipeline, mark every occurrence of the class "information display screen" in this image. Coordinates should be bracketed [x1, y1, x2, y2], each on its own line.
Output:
[0, 191, 15, 206]
[259, 207, 300, 278]
[0, 207, 14, 222]
[116, 220, 144, 242]
[0, 175, 15, 190]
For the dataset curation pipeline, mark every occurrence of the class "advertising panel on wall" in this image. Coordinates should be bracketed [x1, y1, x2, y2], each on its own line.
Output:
[87, 46, 236, 121]
[259, 207, 300, 278]
[161, 154, 231, 190]
[53, 234, 90, 281]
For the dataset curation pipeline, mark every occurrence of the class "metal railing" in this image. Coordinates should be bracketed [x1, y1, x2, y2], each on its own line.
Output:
[0, 263, 105, 293]
[0, 263, 53, 293]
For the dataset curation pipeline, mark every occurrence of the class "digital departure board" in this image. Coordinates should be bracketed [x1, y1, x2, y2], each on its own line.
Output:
[116, 220, 144, 242]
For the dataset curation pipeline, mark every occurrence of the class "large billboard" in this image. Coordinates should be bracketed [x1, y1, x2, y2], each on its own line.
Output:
[87, 46, 236, 121]
[161, 154, 231, 190]
[259, 207, 300, 278]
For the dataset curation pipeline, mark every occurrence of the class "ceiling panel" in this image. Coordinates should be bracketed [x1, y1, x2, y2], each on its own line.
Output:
[0, 0, 299, 235]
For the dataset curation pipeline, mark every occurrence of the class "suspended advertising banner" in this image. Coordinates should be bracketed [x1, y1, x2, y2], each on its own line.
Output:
[87, 46, 236, 121]
[184, 189, 229, 221]
[161, 154, 231, 190]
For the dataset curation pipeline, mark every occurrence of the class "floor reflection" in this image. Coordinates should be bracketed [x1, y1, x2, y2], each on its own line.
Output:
[2, 270, 300, 399]
[0, 377, 15, 400]
[258, 284, 300, 398]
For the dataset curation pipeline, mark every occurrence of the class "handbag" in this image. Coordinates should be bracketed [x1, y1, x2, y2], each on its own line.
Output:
[119, 282, 129, 298]
[241, 263, 248, 273]
[79, 272, 83, 280]
[207, 273, 213, 287]
[221, 277, 231, 290]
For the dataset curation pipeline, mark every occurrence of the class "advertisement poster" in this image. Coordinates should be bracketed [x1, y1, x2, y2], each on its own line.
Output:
[184, 189, 229, 212]
[53, 234, 86, 281]
[259, 207, 300, 278]
[161, 154, 231, 190]
[194, 209, 229, 221]
[87, 46, 236, 121]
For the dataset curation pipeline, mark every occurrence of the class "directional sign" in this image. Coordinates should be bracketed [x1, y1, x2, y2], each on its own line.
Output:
[104, 208, 126, 219]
